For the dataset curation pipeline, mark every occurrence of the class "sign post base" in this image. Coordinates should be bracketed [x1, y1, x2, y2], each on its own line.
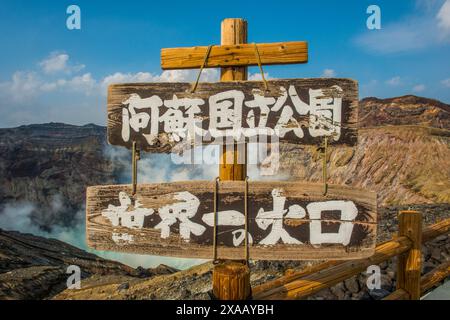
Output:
[213, 261, 251, 300]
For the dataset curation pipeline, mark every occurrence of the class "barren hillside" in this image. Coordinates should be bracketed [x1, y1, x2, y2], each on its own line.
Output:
[277, 95, 450, 205]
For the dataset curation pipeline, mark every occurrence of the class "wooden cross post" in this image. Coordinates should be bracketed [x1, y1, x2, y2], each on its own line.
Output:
[213, 18, 250, 300]
[89, 16, 376, 302]
[161, 17, 308, 300]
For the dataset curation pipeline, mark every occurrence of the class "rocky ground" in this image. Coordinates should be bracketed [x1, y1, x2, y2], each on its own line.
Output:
[0, 229, 178, 300]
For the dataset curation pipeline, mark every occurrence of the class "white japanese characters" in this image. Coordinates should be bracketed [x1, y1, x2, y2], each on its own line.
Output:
[101, 192, 153, 229]
[119, 85, 343, 146]
[308, 200, 358, 246]
[155, 191, 206, 241]
[102, 188, 359, 247]
[255, 188, 305, 245]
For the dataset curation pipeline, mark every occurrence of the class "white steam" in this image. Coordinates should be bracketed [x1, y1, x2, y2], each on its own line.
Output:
[0, 142, 288, 271]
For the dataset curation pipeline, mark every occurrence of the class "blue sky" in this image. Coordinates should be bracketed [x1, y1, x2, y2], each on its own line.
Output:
[0, 0, 449, 127]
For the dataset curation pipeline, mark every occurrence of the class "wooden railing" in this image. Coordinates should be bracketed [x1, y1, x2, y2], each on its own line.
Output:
[252, 211, 450, 300]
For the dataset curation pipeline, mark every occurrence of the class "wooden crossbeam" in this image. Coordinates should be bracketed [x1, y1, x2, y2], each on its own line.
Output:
[161, 41, 308, 70]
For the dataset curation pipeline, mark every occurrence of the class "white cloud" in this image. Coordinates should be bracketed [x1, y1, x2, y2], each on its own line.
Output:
[321, 69, 336, 78]
[0, 71, 43, 102]
[100, 69, 220, 95]
[39, 52, 85, 74]
[0, 52, 95, 110]
[157, 69, 219, 82]
[437, 0, 450, 31]
[441, 78, 450, 87]
[385, 76, 402, 86]
[11, 71, 41, 95]
[2, 72, 96, 98]
[355, 20, 434, 53]
[247, 72, 272, 81]
[354, 0, 450, 54]
[39, 82, 58, 92]
[0, 51, 222, 126]
[2, 55, 282, 108]
[39, 79, 67, 92]
[68, 73, 96, 92]
[101, 71, 154, 85]
[39, 53, 68, 73]
[413, 84, 426, 92]
[98, 69, 283, 96]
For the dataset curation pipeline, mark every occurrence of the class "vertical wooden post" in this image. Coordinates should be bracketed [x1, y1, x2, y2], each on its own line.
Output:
[219, 18, 247, 181]
[396, 210, 422, 300]
[212, 18, 251, 300]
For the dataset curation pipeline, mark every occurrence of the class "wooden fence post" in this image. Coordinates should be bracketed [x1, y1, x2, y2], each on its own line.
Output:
[212, 18, 251, 300]
[396, 210, 422, 300]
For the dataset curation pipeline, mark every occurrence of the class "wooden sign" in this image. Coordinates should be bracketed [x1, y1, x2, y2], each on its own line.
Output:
[86, 181, 376, 260]
[107, 79, 358, 152]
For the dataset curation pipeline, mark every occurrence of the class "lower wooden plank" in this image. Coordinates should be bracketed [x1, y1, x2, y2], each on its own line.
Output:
[86, 181, 377, 260]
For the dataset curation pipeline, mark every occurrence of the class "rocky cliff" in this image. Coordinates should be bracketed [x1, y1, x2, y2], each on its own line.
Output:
[0, 228, 178, 300]
[0, 123, 121, 230]
[277, 95, 450, 205]
[359, 95, 450, 128]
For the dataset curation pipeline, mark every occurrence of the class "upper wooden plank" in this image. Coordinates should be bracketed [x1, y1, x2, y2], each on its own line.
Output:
[161, 41, 308, 70]
[107, 78, 359, 153]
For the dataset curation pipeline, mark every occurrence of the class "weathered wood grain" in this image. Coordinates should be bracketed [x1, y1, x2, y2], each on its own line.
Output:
[254, 218, 450, 298]
[384, 261, 450, 300]
[213, 261, 251, 299]
[107, 79, 359, 152]
[216, 18, 250, 301]
[396, 210, 422, 300]
[420, 260, 450, 293]
[254, 236, 411, 299]
[86, 181, 377, 260]
[161, 41, 308, 70]
[219, 18, 248, 182]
